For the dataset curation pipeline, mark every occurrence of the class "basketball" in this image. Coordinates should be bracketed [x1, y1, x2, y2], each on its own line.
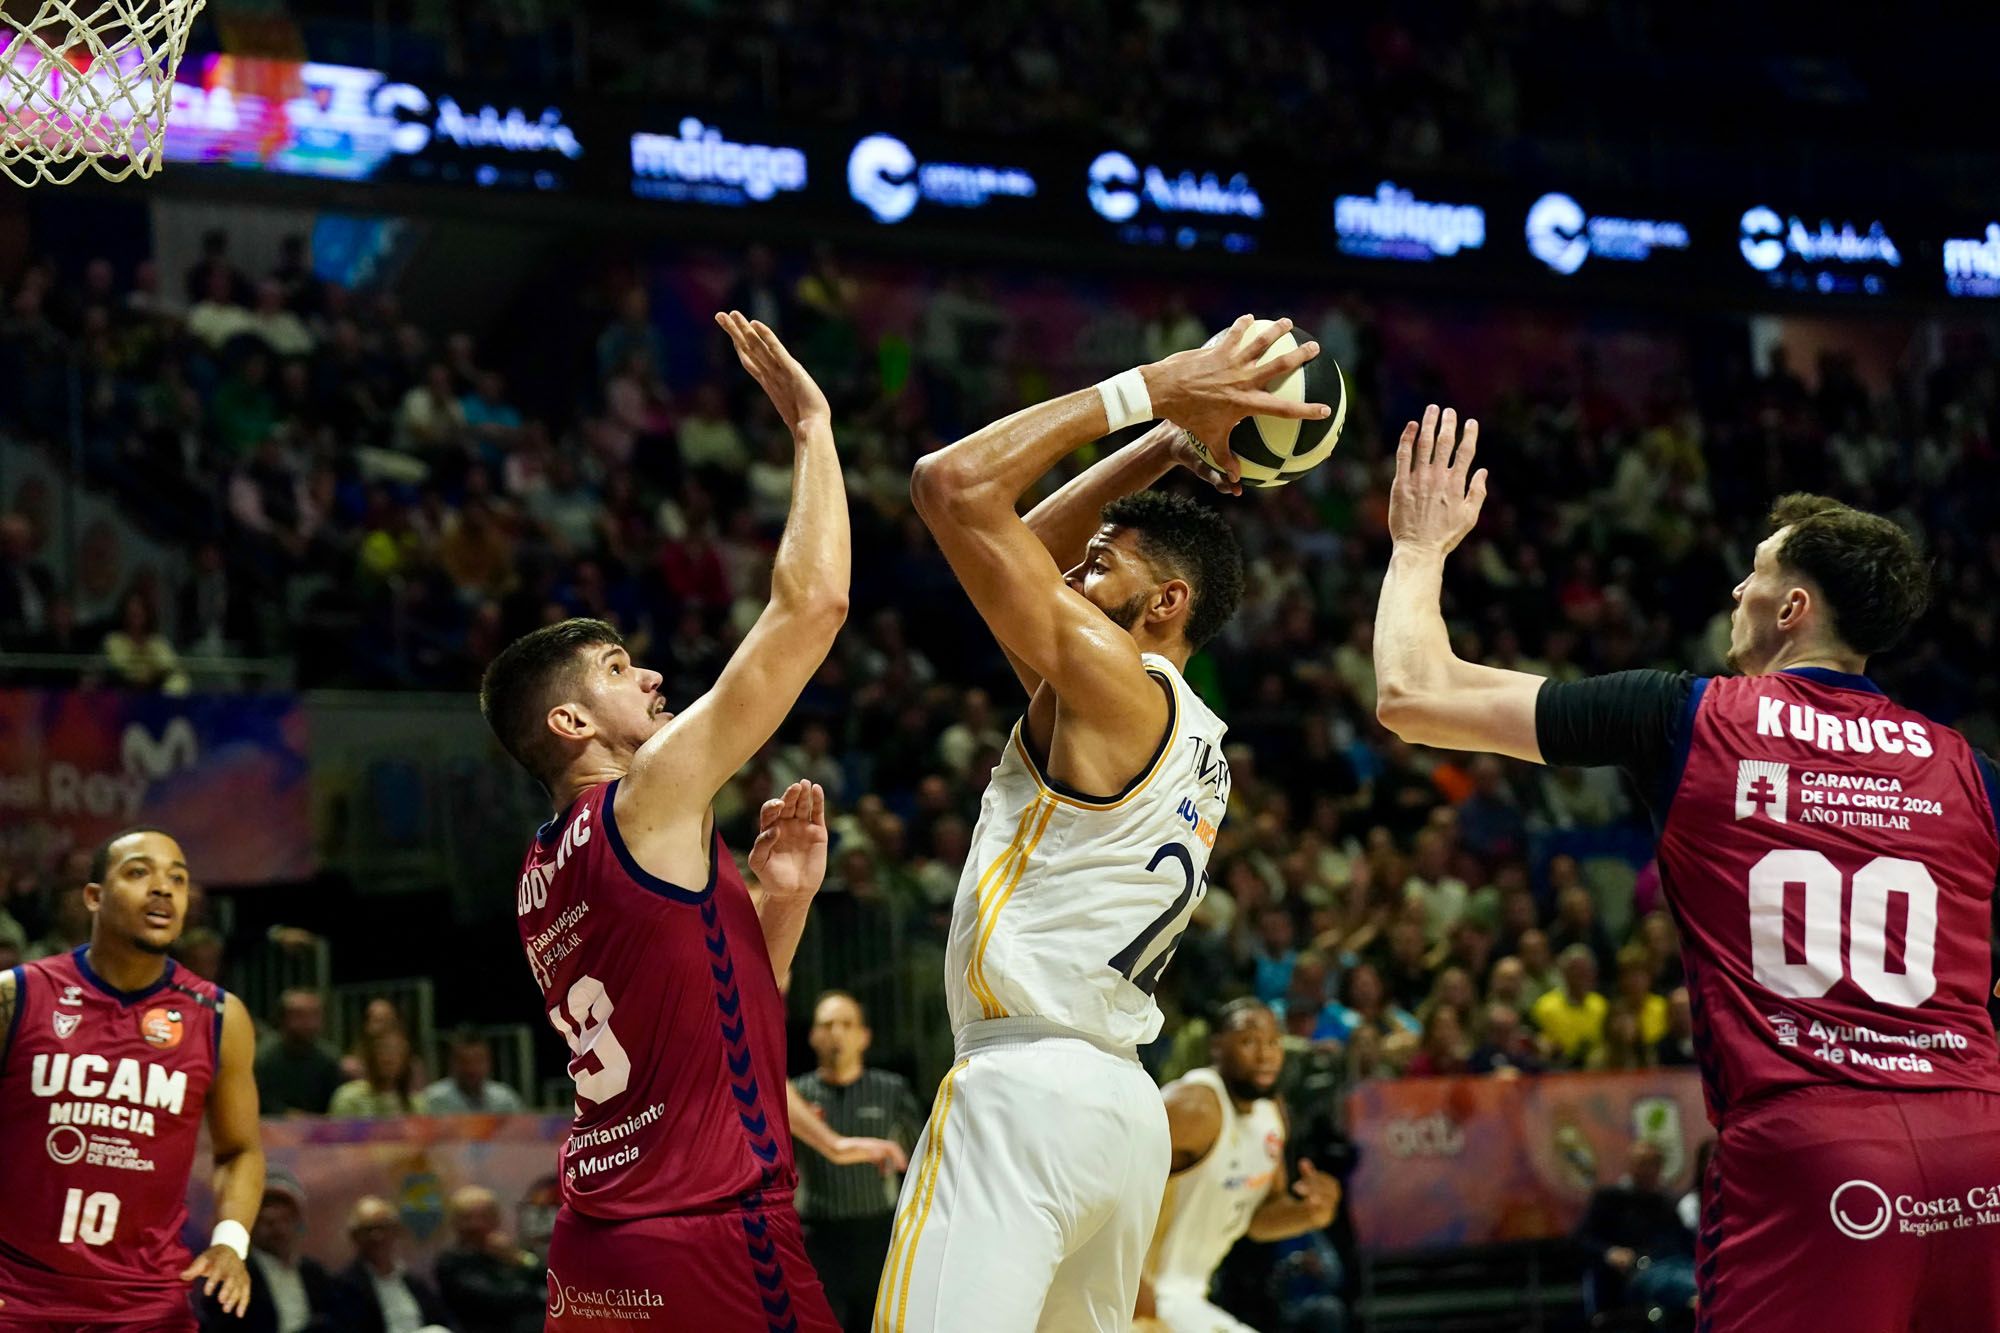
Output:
[1186, 319, 1348, 489]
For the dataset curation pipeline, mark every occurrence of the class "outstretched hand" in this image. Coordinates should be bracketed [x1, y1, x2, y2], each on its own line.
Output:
[716, 310, 831, 436]
[181, 1244, 252, 1317]
[749, 780, 828, 900]
[1143, 314, 1329, 463]
[1388, 404, 1487, 555]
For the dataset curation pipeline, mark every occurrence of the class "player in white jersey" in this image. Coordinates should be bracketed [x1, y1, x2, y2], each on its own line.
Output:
[1137, 1001, 1342, 1333]
[879, 317, 1332, 1332]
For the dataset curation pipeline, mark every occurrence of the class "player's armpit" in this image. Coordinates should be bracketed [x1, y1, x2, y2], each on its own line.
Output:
[1375, 664, 1548, 764]
[1163, 1080, 1224, 1174]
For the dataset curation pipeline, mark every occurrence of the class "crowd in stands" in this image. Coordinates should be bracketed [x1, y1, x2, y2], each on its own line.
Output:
[224, 1173, 544, 1333]
[0, 186, 1997, 1333]
[2, 224, 1998, 1116]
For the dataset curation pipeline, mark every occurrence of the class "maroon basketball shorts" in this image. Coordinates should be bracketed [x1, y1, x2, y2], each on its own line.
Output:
[1698, 1084, 2000, 1332]
[0, 1323, 195, 1333]
[545, 1202, 840, 1332]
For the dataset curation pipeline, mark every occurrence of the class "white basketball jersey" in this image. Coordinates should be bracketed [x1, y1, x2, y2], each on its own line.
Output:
[1150, 1068, 1287, 1291]
[944, 654, 1230, 1049]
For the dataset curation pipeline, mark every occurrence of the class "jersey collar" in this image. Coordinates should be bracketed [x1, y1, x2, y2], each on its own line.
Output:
[72, 944, 177, 1005]
[1780, 666, 1884, 695]
[537, 795, 583, 846]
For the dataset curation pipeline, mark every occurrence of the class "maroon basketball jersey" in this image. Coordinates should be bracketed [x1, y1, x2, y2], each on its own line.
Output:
[1660, 671, 2000, 1122]
[0, 948, 222, 1321]
[515, 779, 796, 1219]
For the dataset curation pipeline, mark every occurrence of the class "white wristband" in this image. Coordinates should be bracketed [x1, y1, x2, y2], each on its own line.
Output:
[211, 1219, 250, 1261]
[1096, 367, 1154, 432]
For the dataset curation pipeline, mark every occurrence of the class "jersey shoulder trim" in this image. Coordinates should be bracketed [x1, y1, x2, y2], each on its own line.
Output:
[1656, 675, 1713, 830]
[1009, 667, 1178, 811]
[1779, 665, 1885, 695]
[167, 976, 228, 1047]
[602, 778, 718, 904]
[535, 788, 596, 848]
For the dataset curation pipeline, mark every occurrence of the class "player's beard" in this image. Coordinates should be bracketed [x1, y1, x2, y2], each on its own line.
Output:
[130, 928, 174, 955]
[1101, 590, 1149, 632]
[1221, 1073, 1273, 1104]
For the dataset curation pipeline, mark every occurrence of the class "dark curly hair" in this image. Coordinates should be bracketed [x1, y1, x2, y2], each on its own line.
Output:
[478, 617, 626, 789]
[1100, 490, 1246, 650]
[1767, 494, 1931, 658]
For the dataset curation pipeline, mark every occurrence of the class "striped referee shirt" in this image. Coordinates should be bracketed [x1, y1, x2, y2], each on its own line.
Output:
[793, 1067, 923, 1221]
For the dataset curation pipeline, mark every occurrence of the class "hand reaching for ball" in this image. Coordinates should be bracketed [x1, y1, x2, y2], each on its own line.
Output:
[1142, 314, 1329, 455]
[1136, 420, 1243, 495]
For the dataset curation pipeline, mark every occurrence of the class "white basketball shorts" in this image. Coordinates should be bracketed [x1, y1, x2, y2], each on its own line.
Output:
[871, 1017, 1171, 1333]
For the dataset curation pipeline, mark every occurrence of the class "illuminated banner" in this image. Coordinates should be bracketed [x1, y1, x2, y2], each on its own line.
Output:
[142, 68, 1994, 307]
[0, 690, 312, 886]
[1525, 191, 1690, 275]
[1344, 1070, 1705, 1254]
[630, 117, 806, 206]
[1737, 205, 1903, 296]
[1333, 181, 1486, 263]
[846, 132, 1036, 224]
[1943, 224, 2000, 298]
[1087, 150, 1264, 252]
[165, 56, 585, 190]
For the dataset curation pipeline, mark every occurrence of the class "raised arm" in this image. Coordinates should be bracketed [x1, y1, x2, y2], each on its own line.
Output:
[620, 314, 849, 826]
[186, 995, 264, 1317]
[911, 315, 1323, 731]
[1374, 405, 1547, 762]
[998, 422, 1239, 697]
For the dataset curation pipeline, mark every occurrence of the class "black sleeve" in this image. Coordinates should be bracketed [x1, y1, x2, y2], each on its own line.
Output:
[1535, 670, 1696, 799]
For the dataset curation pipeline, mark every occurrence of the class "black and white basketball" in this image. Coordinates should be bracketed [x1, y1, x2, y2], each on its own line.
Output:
[1186, 320, 1347, 489]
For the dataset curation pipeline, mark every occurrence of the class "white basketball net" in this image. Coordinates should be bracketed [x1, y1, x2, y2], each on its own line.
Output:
[0, 0, 206, 186]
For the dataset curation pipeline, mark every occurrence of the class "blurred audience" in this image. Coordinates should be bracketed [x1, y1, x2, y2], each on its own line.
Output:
[330, 1197, 457, 1333]
[329, 1028, 418, 1118]
[434, 1186, 543, 1333]
[255, 989, 346, 1116]
[419, 1030, 527, 1115]
[225, 1171, 336, 1333]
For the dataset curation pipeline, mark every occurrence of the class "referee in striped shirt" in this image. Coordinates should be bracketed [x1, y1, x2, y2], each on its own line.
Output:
[792, 991, 922, 1333]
